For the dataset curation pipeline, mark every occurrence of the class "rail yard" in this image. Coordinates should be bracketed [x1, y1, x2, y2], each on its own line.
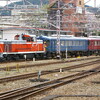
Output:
[0, 56, 100, 100]
[0, 0, 100, 100]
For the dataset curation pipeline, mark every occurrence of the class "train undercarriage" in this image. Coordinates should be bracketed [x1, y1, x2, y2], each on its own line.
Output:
[0, 50, 100, 62]
[46, 50, 100, 59]
[0, 53, 45, 62]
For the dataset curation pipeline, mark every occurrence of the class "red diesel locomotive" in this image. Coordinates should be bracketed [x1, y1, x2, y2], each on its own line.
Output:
[0, 34, 45, 61]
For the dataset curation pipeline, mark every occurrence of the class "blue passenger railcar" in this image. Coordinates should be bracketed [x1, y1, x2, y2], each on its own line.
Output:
[38, 35, 88, 57]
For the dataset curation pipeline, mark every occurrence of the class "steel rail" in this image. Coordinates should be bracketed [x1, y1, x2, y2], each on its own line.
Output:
[0, 65, 100, 100]
[0, 56, 99, 71]
[18, 66, 100, 100]
[41, 95, 100, 100]
[0, 59, 100, 83]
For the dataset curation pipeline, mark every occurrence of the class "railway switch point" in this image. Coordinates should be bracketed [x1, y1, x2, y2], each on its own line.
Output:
[29, 78, 49, 82]
[29, 71, 49, 82]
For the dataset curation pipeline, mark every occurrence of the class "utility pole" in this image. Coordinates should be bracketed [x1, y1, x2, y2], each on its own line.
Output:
[56, 0, 61, 59]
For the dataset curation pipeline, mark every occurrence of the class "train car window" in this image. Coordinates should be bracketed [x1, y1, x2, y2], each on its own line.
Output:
[69, 41, 71, 46]
[72, 41, 73, 46]
[99, 41, 100, 45]
[82, 41, 85, 46]
[73, 41, 76, 46]
[73, 41, 75, 46]
[77, 41, 80, 46]
[97, 41, 99, 46]
[80, 41, 82, 46]
[65, 41, 66, 46]
[60, 41, 65, 46]
[65, 40, 69, 46]
[95, 41, 97, 46]
[73, 41, 78, 46]
[96, 41, 97, 46]
[67, 41, 69, 46]
[79, 41, 83, 46]
[98, 41, 99, 46]
[52, 41, 55, 46]
[69, 41, 73, 46]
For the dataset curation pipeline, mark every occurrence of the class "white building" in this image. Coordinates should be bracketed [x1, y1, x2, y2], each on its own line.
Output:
[0, 27, 32, 40]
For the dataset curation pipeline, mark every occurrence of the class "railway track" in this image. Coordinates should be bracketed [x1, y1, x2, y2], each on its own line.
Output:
[0, 56, 98, 64]
[0, 59, 100, 83]
[0, 56, 100, 71]
[0, 64, 100, 100]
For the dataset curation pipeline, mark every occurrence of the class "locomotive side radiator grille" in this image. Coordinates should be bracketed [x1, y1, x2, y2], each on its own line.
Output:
[4, 42, 12, 52]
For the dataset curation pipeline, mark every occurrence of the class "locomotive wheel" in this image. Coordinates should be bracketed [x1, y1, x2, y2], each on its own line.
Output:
[12, 55, 19, 61]
[6, 56, 12, 61]
[0, 57, 6, 62]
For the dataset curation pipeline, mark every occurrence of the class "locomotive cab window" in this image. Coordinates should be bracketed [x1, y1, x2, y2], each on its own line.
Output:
[22, 36, 34, 42]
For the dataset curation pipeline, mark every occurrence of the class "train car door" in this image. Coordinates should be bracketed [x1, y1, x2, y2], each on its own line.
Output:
[4, 42, 12, 52]
[91, 40, 94, 50]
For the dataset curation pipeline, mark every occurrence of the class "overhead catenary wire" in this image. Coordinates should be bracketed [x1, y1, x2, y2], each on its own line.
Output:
[0, 0, 99, 35]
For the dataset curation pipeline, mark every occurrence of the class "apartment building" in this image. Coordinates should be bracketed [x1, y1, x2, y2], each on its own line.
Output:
[48, 0, 86, 36]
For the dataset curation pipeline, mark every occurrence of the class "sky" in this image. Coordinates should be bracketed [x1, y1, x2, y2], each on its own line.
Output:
[84, 0, 100, 7]
[0, 0, 100, 7]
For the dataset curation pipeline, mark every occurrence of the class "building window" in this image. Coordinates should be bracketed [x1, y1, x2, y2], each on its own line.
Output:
[79, 1, 82, 5]
[68, 3, 74, 7]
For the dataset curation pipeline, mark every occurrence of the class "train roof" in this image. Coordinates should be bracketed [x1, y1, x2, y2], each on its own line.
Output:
[0, 40, 26, 43]
[89, 36, 100, 38]
[51, 34, 74, 37]
[38, 35, 88, 40]
[38, 35, 100, 41]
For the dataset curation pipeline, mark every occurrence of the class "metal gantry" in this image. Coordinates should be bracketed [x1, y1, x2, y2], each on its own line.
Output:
[0, 0, 99, 34]
[56, 9, 61, 57]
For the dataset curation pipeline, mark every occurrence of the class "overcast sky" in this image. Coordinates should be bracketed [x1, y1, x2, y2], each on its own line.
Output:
[0, 0, 99, 7]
